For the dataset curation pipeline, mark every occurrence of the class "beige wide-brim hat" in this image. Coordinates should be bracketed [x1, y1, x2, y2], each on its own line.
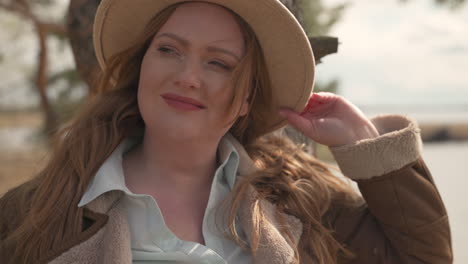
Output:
[94, 0, 315, 133]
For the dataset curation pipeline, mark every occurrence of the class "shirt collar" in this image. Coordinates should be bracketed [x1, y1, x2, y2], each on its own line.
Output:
[78, 134, 241, 208]
[217, 134, 240, 190]
[77, 138, 135, 207]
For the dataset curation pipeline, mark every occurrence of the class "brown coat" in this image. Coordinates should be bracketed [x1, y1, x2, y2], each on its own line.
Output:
[1, 115, 453, 263]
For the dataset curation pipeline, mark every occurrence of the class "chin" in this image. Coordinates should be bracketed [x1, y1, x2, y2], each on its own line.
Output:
[145, 116, 200, 138]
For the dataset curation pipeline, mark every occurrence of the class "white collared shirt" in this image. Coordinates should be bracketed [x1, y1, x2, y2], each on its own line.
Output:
[78, 135, 251, 263]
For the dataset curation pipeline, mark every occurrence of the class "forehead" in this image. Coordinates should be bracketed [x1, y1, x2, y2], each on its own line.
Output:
[156, 2, 245, 52]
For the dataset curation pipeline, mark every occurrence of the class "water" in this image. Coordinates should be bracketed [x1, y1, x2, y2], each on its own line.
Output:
[422, 142, 468, 263]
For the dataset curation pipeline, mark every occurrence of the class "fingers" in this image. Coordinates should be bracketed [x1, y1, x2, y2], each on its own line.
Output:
[277, 93, 340, 140]
[300, 92, 338, 116]
[279, 108, 316, 138]
[309, 92, 339, 104]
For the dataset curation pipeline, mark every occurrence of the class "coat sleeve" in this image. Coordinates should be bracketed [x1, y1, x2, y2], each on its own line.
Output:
[327, 115, 452, 264]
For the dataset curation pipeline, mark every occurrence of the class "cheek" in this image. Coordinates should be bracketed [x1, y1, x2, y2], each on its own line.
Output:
[137, 72, 155, 112]
[211, 85, 244, 125]
[138, 58, 172, 97]
[208, 83, 234, 111]
[137, 59, 168, 121]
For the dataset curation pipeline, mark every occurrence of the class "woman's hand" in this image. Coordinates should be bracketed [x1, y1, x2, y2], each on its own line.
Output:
[279, 92, 380, 147]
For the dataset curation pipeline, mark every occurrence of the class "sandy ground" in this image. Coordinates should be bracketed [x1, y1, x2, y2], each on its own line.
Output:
[0, 112, 47, 194]
[0, 111, 466, 262]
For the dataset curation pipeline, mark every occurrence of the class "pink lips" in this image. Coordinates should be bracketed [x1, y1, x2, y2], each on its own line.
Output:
[161, 93, 206, 111]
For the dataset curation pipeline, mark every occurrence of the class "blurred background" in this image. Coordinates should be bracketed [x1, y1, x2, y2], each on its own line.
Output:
[0, 0, 466, 262]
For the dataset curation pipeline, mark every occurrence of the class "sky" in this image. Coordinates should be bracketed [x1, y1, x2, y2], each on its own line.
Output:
[316, 0, 468, 114]
[0, 0, 467, 121]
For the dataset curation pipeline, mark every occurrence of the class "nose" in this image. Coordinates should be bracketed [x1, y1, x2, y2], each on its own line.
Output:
[174, 59, 202, 90]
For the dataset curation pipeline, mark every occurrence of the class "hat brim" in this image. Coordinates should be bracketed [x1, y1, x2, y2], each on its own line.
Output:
[94, 0, 315, 133]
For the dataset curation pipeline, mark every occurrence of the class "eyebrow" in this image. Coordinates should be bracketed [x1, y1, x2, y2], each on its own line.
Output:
[155, 32, 241, 61]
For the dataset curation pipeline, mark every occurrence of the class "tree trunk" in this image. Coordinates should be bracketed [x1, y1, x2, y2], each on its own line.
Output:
[67, 0, 102, 92]
[35, 22, 58, 136]
[279, 0, 306, 27]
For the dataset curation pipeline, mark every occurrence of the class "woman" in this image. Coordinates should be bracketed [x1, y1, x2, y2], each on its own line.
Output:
[0, 0, 452, 263]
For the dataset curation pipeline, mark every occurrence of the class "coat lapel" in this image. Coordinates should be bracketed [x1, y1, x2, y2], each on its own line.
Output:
[228, 134, 304, 264]
[48, 191, 131, 264]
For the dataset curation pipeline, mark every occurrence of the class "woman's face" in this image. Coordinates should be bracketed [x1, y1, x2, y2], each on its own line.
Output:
[138, 2, 248, 140]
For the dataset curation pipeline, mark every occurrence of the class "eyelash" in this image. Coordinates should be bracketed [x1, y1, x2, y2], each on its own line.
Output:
[157, 46, 232, 71]
[210, 61, 231, 70]
[157, 46, 177, 55]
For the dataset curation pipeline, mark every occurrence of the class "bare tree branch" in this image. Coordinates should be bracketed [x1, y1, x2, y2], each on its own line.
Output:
[0, 0, 35, 21]
[309, 36, 339, 63]
[0, 1, 66, 36]
[42, 22, 67, 36]
[35, 23, 58, 135]
[0, 0, 62, 136]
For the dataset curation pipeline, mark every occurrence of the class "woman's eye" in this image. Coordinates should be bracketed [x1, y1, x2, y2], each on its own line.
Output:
[209, 61, 231, 70]
[157, 46, 177, 55]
